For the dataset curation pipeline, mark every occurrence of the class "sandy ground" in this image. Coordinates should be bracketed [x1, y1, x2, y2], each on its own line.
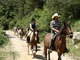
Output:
[5, 30, 74, 60]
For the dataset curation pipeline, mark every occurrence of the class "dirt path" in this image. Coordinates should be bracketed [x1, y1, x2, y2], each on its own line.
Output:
[5, 30, 74, 60]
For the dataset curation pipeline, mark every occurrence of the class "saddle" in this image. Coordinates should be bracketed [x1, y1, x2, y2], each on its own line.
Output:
[27, 30, 34, 43]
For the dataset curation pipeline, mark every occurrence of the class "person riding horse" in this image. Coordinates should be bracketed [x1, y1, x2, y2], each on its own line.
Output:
[49, 13, 68, 52]
[27, 18, 39, 43]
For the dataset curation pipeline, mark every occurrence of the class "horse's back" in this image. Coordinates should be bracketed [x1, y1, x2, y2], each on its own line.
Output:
[45, 33, 51, 41]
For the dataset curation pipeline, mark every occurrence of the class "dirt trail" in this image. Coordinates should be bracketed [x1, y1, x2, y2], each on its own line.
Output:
[5, 30, 74, 60]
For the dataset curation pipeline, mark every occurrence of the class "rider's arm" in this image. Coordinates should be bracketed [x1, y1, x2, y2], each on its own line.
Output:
[50, 21, 59, 32]
[51, 28, 59, 32]
[30, 23, 33, 30]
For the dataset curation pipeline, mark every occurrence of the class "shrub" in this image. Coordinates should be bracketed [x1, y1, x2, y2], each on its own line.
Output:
[9, 20, 16, 29]
[0, 30, 9, 47]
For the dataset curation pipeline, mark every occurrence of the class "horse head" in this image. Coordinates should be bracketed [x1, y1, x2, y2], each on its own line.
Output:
[33, 30, 39, 41]
[62, 21, 73, 38]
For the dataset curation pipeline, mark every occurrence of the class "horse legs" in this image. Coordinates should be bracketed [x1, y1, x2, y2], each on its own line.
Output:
[14, 31, 15, 35]
[28, 44, 29, 55]
[48, 50, 51, 60]
[20, 35, 22, 39]
[58, 53, 62, 60]
[44, 46, 47, 60]
[32, 44, 37, 58]
[58, 56, 61, 60]
[20, 33, 22, 39]
[35, 44, 37, 52]
[31, 46, 35, 59]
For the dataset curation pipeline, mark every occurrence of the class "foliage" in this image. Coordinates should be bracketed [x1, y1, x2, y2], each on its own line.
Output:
[67, 38, 80, 59]
[0, 30, 9, 47]
[9, 20, 16, 29]
[0, 0, 80, 30]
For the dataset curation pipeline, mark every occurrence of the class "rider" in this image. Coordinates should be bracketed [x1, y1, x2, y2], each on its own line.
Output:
[49, 13, 68, 52]
[30, 18, 36, 31]
[27, 18, 39, 43]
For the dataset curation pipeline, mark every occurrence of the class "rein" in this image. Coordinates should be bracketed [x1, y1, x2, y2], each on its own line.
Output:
[58, 33, 66, 37]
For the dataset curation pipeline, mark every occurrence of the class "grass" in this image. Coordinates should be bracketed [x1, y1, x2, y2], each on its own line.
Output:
[0, 42, 19, 60]
[66, 38, 80, 60]
[0, 30, 19, 60]
[0, 51, 19, 60]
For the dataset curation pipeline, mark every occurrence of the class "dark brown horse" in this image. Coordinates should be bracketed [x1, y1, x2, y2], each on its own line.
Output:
[27, 30, 39, 58]
[44, 22, 73, 60]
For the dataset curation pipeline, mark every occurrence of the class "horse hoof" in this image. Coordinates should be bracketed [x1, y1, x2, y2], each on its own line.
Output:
[32, 52, 36, 59]
[33, 52, 36, 56]
[32, 55, 34, 59]
[48, 59, 50, 60]
[45, 58, 47, 60]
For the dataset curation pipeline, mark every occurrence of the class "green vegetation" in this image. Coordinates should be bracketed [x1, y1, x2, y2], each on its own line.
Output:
[67, 38, 80, 60]
[0, 30, 9, 47]
[71, 19, 80, 32]
[66, 20, 80, 59]
[0, 51, 19, 60]
[0, 30, 18, 60]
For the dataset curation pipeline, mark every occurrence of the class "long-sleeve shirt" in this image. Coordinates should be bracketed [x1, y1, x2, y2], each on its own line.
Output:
[50, 20, 62, 34]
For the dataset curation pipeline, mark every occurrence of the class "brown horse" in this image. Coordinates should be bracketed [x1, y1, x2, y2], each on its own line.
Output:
[17, 27, 24, 39]
[19, 27, 24, 39]
[44, 22, 73, 60]
[27, 30, 39, 58]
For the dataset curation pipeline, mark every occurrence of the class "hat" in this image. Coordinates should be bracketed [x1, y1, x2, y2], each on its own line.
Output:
[52, 13, 60, 19]
[31, 18, 35, 21]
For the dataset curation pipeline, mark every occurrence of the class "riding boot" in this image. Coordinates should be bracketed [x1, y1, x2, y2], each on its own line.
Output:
[64, 47, 69, 53]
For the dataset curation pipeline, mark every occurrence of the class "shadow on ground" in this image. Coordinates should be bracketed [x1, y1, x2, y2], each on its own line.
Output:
[34, 54, 45, 60]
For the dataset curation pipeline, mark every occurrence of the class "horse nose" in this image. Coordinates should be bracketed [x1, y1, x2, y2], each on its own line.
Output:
[70, 35, 73, 38]
[69, 32, 73, 38]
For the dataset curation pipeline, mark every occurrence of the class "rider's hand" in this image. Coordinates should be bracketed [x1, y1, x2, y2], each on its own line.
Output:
[31, 29, 34, 31]
[56, 30, 59, 33]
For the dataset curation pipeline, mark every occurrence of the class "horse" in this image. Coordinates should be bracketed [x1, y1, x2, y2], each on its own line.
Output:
[20, 27, 25, 39]
[44, 22, 73, 60]
[13, 26, 17, 35]
[25, 28, 29, 38]
[17, 27, 24, 39]
[27, 30, 39, 58]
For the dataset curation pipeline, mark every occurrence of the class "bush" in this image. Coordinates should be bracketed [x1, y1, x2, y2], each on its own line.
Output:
[9, 20, 16, 29]
[0, 30, 9, 47]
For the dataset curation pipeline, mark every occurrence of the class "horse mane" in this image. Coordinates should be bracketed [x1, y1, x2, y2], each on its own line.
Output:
[59, 23, 67, 35]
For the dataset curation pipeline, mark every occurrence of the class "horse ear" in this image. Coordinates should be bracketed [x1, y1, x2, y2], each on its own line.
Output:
[63, 21, 66, 27]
